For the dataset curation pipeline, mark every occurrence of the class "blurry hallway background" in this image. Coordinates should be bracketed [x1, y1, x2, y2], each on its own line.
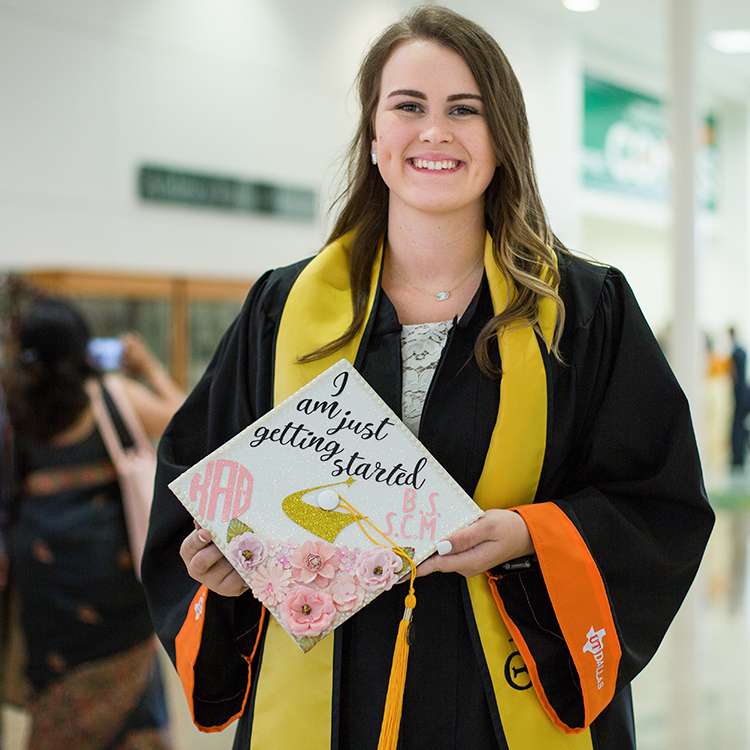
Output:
[3, 0, 750, 747]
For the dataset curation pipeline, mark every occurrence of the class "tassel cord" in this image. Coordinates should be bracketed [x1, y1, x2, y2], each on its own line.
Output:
[334, 492, 418, 750]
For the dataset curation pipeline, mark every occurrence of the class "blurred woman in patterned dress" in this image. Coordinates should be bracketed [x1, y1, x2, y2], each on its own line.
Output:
[2, 297, 183, 750]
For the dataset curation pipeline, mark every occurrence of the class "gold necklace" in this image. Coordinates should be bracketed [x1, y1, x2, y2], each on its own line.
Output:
[387, 251, 483, 301]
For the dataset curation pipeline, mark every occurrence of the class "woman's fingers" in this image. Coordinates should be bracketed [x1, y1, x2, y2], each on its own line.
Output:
[416, 539, 496, 579]
[416, 509, 534, 579]
[180, 527, 249, 597]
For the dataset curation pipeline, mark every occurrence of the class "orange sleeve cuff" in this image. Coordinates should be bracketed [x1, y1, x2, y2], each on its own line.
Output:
[502, 503, 622, 730]
[174, 586, 264, 733]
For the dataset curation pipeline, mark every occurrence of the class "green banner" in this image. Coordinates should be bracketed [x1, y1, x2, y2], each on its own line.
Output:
[138, 165, 317, 221]
[582, 76, 717, 209]
[583, 76, 669, 201]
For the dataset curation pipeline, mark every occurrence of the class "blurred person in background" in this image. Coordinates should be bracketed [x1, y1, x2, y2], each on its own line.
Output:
[729, 326, 750, 472]
[0, 379, 10, 741]
[704, 332, 733, 473]
[0, 296, 184, 750]
[0, 382, 9, 590]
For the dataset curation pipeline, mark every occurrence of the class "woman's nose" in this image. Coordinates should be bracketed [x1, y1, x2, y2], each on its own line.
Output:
[419, 113, 453, 143]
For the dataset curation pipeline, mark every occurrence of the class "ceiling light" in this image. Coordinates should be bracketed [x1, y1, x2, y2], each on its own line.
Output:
[708, 30, 750, 54]
[563, 0, 600, 11]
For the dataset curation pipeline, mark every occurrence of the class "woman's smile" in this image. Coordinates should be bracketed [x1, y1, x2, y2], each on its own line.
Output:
[408, 158, 461, 171]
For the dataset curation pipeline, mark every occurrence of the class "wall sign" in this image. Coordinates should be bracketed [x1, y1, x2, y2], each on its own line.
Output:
[138, 164, 316, 221]
[583, 75, 670, 202]
[582, 75, 717, 209]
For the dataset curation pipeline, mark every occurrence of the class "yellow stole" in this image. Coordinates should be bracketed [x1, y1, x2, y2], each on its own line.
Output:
[249, 230, 593, 750]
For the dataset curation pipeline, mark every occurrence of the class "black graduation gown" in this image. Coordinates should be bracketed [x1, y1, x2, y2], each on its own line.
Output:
[142, 251, 714, 750]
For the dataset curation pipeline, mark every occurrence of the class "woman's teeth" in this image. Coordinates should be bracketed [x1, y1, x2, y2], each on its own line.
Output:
[411, 159, 459, 170]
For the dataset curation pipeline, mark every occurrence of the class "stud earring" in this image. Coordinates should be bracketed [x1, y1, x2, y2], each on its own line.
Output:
[371, 151, 378, 165]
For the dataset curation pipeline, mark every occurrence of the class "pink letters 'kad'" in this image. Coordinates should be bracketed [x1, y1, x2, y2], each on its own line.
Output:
[190, 459, 254, 522]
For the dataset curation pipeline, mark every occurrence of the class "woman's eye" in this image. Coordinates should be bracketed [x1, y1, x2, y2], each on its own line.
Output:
[451, 104, 480, 116]
[395, 102, 422, 113]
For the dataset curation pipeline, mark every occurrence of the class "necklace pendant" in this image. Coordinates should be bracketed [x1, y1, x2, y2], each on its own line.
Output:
[435, 291, 451, 301]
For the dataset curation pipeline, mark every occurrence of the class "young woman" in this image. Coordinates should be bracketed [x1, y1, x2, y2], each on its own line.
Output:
[142, 7, 714, 750]
[3, 297, 184, 750]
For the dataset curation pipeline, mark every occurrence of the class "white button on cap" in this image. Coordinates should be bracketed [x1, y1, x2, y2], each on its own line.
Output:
[317, 490, 340, 510]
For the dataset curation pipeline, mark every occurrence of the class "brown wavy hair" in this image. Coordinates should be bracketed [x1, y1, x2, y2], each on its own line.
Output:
[301, 4, 568, 373]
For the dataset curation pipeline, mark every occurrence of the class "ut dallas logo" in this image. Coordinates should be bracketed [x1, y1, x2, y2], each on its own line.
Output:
[582, 625, 606, 690]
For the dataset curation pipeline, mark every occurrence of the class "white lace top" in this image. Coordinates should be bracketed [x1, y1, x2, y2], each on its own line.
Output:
[401, 320, 453, 435]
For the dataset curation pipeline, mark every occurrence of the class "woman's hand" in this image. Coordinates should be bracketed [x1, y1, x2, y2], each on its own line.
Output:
[180, 524, 249, 597]
[116, 332, 185, 438]
[416, 509, 534, 579]
[119, 332, 160, 380]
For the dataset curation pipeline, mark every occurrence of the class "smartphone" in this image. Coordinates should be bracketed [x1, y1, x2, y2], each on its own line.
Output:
[88, 337, 124, 371]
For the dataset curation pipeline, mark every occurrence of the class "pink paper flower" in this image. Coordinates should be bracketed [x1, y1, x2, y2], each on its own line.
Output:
[329, 573, 365, 612]
[290, 540, 340, 587]
[228, 532, 268, 573]
[276, 538, 298, 568]
[280, 586, 336, 638]
[249, 560, 293, 607]
[355, 548, 401, 592]
[336, 545, 362, 574]
[280, 537, 297, 556]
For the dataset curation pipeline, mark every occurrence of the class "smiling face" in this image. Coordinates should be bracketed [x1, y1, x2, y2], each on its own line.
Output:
[371, 40, 498, 223]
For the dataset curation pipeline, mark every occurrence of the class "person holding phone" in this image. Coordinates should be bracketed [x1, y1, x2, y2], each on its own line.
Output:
[1, 297, 184, 750]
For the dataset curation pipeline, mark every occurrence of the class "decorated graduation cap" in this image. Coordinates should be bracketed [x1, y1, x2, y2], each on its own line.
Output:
[169, 360, 483, 747]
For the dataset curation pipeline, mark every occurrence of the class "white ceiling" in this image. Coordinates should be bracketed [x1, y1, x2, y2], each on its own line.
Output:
[503, 0, 750, 102]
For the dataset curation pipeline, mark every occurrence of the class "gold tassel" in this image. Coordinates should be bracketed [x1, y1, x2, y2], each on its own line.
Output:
[335, 492, 419, 750]
[377, 584, 417, 750]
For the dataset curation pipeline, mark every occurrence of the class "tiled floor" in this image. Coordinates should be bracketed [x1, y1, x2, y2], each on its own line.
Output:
[631, 476, 750, 750]
[3, 477, 749, 750]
